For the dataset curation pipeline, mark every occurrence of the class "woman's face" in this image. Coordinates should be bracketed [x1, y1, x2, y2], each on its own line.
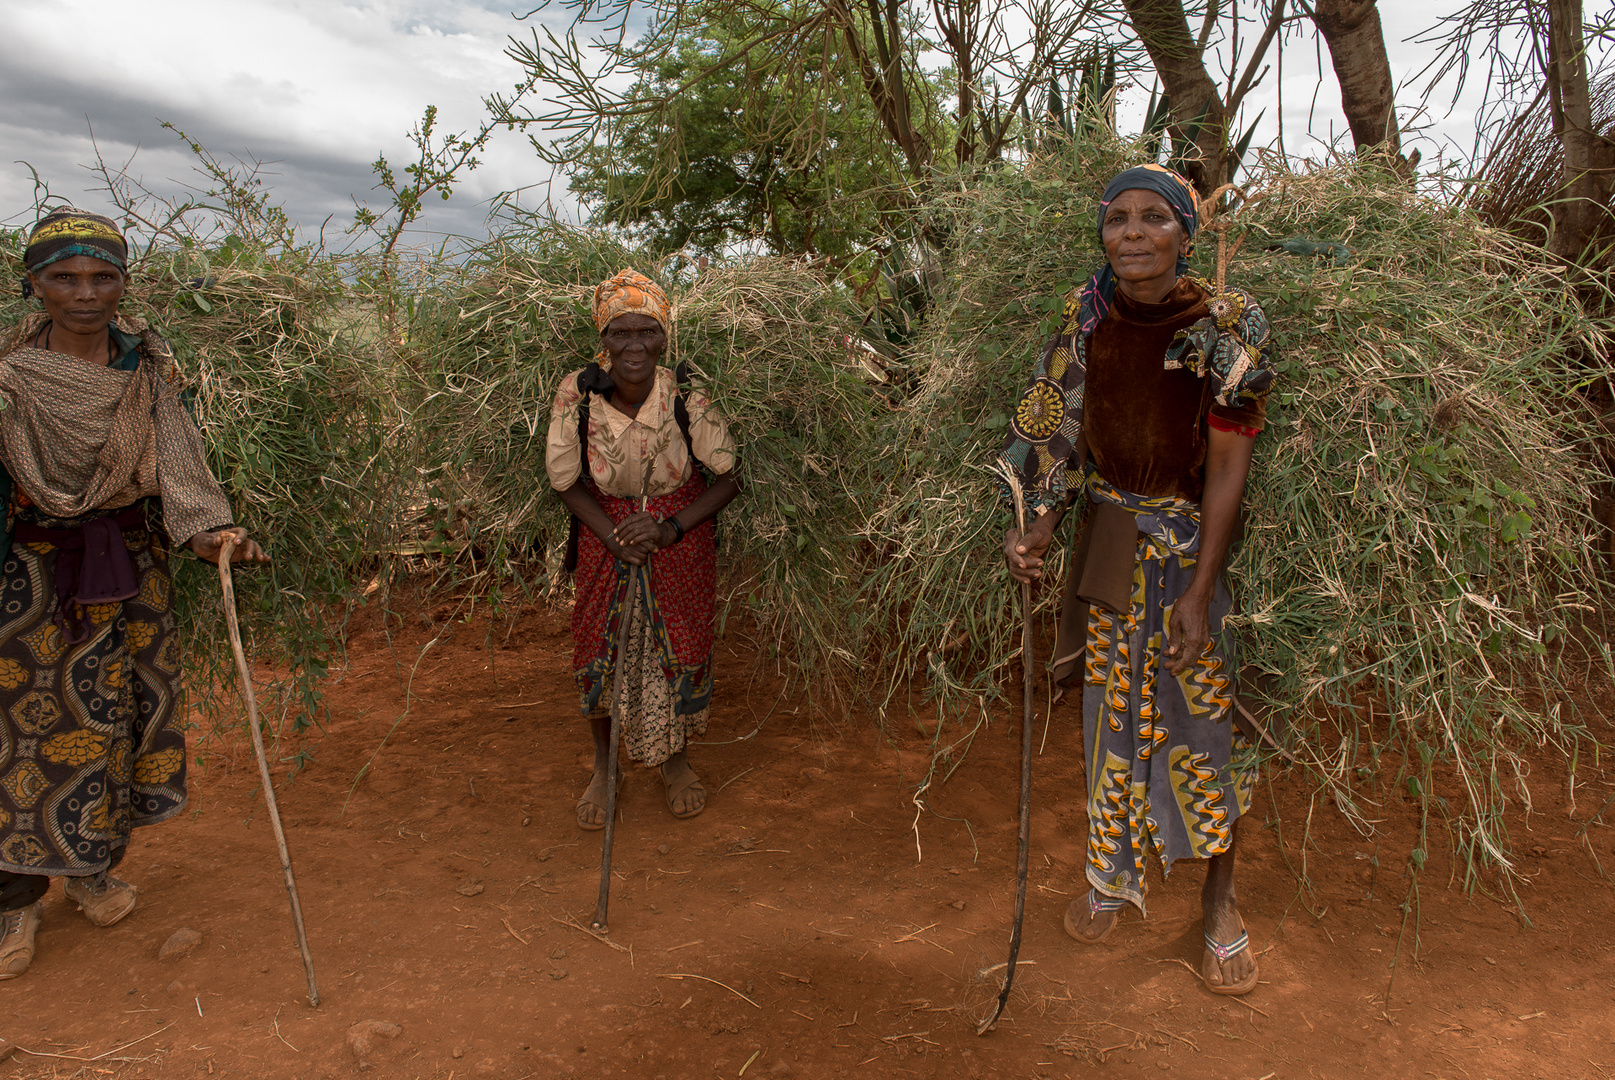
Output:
[27, 254, 126, 337]
[1100, 189, 1188, 292]
[603, 312, 666, 392]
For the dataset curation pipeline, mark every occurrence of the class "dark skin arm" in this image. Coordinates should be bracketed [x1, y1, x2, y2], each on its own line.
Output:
[1002, 429, 1255, 674]
[1164, 427, 1254, 675]
[558, 474, 743, 566]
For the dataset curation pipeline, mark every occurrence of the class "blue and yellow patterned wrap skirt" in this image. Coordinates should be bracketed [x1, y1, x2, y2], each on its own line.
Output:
[1078, 474, 1254, 913]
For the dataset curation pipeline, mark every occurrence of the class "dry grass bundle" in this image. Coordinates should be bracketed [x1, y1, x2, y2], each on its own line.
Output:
[401, 222, 881, 691]
[859, 143, 1612, 887]
[1229, 161, 1609, 887]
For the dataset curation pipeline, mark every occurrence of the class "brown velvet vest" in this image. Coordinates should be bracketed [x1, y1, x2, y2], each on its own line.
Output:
[1085, 278, 1225, 503]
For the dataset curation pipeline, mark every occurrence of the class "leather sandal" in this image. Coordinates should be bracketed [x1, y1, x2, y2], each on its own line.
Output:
[661, 760, 706, 820]
[576, 771, 615, 831]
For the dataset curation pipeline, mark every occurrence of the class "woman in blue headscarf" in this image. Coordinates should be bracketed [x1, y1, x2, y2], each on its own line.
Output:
[998, 165, 1276, 996]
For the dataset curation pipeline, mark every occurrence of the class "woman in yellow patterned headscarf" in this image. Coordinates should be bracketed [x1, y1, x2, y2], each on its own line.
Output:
[546, 269, 742, 829]
[0, 208, 269, 981]
[592, 269, 672, 337]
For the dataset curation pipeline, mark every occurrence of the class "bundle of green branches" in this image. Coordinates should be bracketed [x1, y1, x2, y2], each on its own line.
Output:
[1231, 161, 1608, 890]
[863, 142, 1611, 883]
[858, 138, 1133, 719]
[402, 221, 882, 691]
[0, 228, 397, 751]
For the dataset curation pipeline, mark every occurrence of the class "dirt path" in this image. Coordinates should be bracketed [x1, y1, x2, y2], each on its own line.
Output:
[3, 604, 1613, 1080]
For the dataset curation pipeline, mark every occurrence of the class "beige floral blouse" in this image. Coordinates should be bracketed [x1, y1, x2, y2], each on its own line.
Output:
[545, 366, 737, 498]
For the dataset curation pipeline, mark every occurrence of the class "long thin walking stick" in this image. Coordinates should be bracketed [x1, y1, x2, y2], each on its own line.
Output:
[590, 560, 642, 933]
[978, 469, 1036, 1035]
[592, 487, 650, 934]
[216, 537, 320, 1007]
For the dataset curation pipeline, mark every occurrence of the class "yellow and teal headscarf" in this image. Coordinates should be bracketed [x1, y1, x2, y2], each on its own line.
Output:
[24, 209, 128, 274]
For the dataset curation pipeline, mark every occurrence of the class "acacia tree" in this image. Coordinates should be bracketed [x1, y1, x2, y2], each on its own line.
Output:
[490, 0, 1114, 252]
[563, 13, 908, 258]
[1303, 0, 1408, 162]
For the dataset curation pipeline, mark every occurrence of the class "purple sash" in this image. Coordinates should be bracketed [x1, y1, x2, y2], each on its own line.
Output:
[14, 503, 147, 645]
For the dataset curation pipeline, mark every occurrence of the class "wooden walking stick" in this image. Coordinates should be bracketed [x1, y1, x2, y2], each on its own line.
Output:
[978, 466, 1036, 1036]
[591, 486, 651, 934]
[217, 537, 320, 1007]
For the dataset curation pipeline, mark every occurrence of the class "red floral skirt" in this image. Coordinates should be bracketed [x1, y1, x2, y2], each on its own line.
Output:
[571, 472, 715, 761]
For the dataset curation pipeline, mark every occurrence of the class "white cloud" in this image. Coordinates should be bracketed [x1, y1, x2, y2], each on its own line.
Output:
[0, 0, 566, 242]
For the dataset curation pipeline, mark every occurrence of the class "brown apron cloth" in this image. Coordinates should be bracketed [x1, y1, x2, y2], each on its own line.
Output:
[1050, 500, 1140, 696]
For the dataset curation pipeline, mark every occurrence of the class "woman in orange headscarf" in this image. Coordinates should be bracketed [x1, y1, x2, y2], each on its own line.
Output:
[546, 271, 741, 827]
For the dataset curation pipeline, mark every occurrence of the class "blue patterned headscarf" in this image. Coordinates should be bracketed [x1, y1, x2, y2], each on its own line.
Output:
[1078, 164, 1199, 333]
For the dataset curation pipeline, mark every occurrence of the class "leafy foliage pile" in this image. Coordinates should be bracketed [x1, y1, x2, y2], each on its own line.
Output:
[3, 140, 1608, 879]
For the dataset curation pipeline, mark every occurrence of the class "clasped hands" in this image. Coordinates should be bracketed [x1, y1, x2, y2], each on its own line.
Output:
[609, 511, 679, 566]
[189, 526, 270, 565]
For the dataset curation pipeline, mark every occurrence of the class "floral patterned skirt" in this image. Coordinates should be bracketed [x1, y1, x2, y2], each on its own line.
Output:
[572, 473, 715, 769]
[0, 521, 186, 876]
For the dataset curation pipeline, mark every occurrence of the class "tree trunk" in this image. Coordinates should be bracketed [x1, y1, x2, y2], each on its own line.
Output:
[1120, 0, 1230, 193]
[1308, 0, 1401, 157]
[1545, 0, 1612, 261]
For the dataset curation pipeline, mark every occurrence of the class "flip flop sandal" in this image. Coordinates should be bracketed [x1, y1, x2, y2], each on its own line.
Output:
[1064, 888, 1127, 945]
[1202, 920, 1259, 996]
[662, 768, 707, 821]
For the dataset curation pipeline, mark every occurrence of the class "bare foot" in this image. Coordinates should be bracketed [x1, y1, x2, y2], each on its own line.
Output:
[1063, 891, 1122, 945]
[660, 753, 706, 820]
[576, 770, 609, 831]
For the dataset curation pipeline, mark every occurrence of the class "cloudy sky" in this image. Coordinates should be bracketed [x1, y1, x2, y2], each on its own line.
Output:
[0, 1, 1556, 248]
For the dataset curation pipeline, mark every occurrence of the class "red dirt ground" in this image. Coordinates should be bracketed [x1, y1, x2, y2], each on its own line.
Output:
[2, 598, 1613, 1080]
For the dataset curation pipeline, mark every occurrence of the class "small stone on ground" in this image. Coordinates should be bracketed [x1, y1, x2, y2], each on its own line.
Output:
[346, 1019, 403, 1069]
[158, 928, 202, 961]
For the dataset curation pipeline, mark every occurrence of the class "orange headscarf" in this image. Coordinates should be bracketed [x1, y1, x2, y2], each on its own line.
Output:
[592, 269, 670, 332]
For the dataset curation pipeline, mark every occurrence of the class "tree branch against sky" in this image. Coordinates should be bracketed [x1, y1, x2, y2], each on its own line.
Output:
[1414, 0, 1615, 255]
[488, 0, 1124, 256]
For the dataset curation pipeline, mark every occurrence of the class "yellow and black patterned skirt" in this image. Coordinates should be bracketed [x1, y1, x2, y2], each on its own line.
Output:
[0, 523, 185, 876]
[1081, 535, 1256, 914]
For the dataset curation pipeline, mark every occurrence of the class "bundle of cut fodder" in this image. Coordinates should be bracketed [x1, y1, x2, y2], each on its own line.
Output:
[867, 146, 1611, 880]
[0, 227, 398, 743]
[402, 222, 882, 691]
